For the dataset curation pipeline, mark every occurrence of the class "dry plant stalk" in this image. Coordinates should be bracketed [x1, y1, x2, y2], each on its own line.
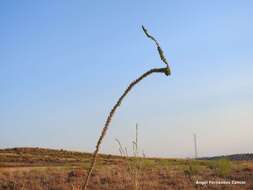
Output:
[133, 124, 139, 190]
[116, 124, 141, 190]
[82, 25, 171, 190]
[115, 138, 125, 157]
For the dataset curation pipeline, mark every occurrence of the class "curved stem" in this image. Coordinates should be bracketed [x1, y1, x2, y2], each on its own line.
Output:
[82, 67, 169, 190]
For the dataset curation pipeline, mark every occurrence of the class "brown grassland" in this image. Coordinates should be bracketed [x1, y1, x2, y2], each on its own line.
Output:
[0, 148, 252, 190]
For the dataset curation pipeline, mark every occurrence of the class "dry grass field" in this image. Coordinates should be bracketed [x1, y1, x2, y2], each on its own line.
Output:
[0, 148, 252, 190]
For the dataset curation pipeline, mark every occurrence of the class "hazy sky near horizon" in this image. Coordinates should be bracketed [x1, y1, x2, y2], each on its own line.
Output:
[0, 1, 252, 158]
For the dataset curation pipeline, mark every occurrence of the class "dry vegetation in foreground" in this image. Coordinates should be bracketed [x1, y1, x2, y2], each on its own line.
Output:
[0, 148, 252, 190]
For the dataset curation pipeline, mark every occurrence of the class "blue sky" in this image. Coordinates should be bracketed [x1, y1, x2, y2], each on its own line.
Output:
[0, 1, 252, 158]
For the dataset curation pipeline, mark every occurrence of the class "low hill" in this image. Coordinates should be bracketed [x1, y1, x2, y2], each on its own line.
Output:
[0, 147, 118, 168]
[200, 153, 253, 161]
[0, 147, 252, 190]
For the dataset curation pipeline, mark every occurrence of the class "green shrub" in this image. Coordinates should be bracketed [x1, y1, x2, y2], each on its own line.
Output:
[184, 161, 200, 176]
[208, 159, 231, 177]
[140, 159, 156, 169]
[216, 159, 231, 177]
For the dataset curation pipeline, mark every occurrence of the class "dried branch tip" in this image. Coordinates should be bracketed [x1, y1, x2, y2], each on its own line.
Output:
[142, 25, 171, 76]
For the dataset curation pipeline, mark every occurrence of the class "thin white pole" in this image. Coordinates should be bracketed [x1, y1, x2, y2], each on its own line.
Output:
[194, 133, 198, 159]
